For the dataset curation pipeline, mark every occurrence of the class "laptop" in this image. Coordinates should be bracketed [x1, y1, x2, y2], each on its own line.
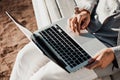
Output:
[6, 12, 107, 73]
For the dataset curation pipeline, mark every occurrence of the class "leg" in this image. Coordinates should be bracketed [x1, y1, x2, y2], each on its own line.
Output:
[10, 42, 49, 80]
[30, 61, 98, 80]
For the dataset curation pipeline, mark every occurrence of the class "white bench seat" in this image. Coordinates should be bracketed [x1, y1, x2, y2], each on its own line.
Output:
[32, 0, 79, 29]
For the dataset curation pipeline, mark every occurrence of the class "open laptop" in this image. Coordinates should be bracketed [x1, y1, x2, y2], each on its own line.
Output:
[6, 12, 107, 73]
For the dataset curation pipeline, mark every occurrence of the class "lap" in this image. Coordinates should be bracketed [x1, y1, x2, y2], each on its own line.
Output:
[10, 42, 120, 80]
[30, 61, 98, 80]
[10, 42, 97, 80]
[10, 42, 49, 80]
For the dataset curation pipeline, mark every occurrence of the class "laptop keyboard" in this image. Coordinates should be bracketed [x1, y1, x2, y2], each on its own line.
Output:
[39, 24, 91, 68]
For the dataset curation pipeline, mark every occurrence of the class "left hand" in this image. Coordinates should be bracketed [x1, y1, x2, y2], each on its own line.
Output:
[68, 7, 90, 34]
[86, 48, 115, 69]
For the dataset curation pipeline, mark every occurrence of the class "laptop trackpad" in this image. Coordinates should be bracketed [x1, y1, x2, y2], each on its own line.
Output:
[82, 39, 107, 57]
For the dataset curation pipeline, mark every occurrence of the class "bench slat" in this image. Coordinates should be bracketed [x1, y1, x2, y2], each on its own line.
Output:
[45, 0, 61, 23]
[56, 0, 76, 18]
[74, 0, 81, 6]
[32, 0, 51, 29]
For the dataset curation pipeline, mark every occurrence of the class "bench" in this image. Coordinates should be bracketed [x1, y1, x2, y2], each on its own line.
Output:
[32, 0, 80, 29]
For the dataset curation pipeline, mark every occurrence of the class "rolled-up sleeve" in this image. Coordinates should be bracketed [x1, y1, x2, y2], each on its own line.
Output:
[112, 46, 120, 68]
[76, 0, 98, 14]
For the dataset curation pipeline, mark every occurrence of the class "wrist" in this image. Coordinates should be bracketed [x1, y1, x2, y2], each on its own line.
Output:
[74, 7, 90, 15]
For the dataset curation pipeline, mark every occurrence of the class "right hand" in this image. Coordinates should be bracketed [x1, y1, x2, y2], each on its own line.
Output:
[86, 48, 115, 69]
[68, 8, 91, 34]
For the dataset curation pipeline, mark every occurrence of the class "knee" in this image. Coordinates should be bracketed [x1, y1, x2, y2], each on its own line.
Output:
[10, 42, 43, 79]
[16, 42, 42, 62]
[29, 62, 66, 80]
[29, 70, 54, 80]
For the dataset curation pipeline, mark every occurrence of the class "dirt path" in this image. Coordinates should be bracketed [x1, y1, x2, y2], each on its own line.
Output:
[0, 0, 37, 79]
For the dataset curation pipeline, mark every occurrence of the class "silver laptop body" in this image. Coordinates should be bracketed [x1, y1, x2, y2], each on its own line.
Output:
[6, 12, 107, 73]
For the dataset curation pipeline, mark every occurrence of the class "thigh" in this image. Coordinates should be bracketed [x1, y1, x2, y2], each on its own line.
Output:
[10, 42, 50, 80]
[31, 61, 98, 80]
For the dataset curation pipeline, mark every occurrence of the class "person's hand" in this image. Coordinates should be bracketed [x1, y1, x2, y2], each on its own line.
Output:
[68, 8, 90, 34]
[86, 48, 115, 69]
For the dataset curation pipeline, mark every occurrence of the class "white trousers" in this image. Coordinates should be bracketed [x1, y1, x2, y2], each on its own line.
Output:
[10, 42, 112, 80]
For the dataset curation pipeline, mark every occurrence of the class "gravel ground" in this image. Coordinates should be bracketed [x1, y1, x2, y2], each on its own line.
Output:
[0, 0, 37, 79]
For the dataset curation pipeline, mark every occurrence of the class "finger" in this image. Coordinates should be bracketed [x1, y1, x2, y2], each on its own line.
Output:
[93, 54, 99, 60]
[81, 15, 90, 30]
[85, 58, 95, 68]
[81, 19, 89, 30]
[76, 15, 82, 34]
[92, 53, 104, 69]
[86, 60, 101, 69]
[68, 18, 72, 28]
[74, 7, 80, 14]
[86, 55, 100, 69]
[70, 17, 77, 32]
[88, 58, 95, 64]
[87, 54, 99, 65]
